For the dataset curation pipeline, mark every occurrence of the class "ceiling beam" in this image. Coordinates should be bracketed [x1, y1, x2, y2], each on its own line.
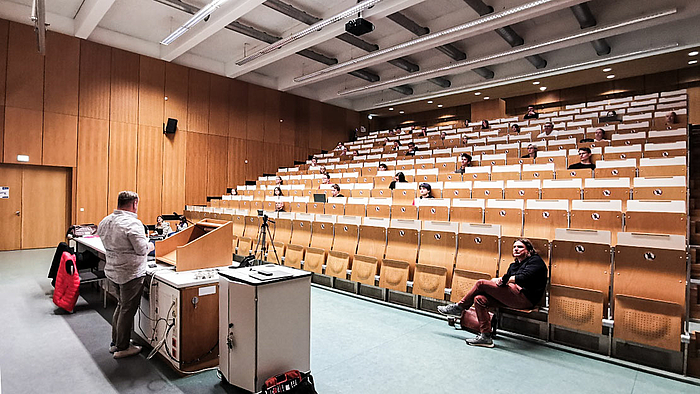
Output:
[159, 0, 266, 62]
[387, 12, 466, 61]
[570, 3, 611, 55]
[74, 0, 116, 39]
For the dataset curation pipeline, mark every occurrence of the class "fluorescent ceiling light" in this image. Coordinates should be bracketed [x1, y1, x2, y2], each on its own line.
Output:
[483, 96, 490, 100]
[474, 92, 481, 95]
[337, 9, 676, 96]
[539, 86, 547, 91]
[160, 0, 228, 45]
[437, 104, 443, 108]
[689, 51, 699, 56]
[606, 74, 615, 79]
[399, 111, 405, 114]
[690, 60, 698, 65]
[532, 81, 540, 85]
[427, 100, 433, 104]
[389, 107, 394, 110]
[603, 67, 612, 72]
[236, 0, 384, 66]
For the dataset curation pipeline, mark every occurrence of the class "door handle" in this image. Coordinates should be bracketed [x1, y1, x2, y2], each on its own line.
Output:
[15, 211, 20, 216]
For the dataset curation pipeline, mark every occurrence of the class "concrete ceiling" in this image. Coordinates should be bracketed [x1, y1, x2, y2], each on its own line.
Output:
[1, 0, 698, 113]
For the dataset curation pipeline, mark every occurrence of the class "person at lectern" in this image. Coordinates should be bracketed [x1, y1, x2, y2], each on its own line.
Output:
[97, 191, 154, 359]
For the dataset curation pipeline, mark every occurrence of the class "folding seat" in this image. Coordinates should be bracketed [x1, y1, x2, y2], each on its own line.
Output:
[351, 182, 373, 198]
[237, 215, 261, 256]
[339, 172, 360, 184]
[547, 138, 576, 151]
[432, 148, 452, 158]
[415, 150, 433, 160]
[417, 198, 451, 222]
[523, 199, 569, 241]
[583, 178, 631, 202]
[391, 203, 418, 220]
[344, 197, 368, 217]
[324, 196, 347, 216]
[302, 215, 336, 274]
[484, 199, 524, 237]
[436, 156, 458, 174]
[251, 200, 264, 214]
[613, 232, 686, 351]
[617, 120, 650, 134]
[379, 219, 421, 292]
[392, 182, 416, 204]
[267, 215, 293, 264]
[490, 164, 521, 181]
[350, 217, 390, 285]
[536, 150, 567, 169]
[631, 176, 685, 201]
[230, 213, 246, 252]
[366, 197, 392, 219]
[374, 172, 396, 188]
[594, 158, 637, 179]
[521, 163, 555, 180]
[646, 128, 687, 145]
[638, 156, 686, 177]
[556, 129, 585, 141]
[495, 142, 520, 157]
[643, 141, 686, 159]
[625, 200, 686, 236]
[240, 199, 254, 215]
[480, 153, 507, 166]
[325, 216, 361, 279]
[253, 189, 266, 201]
[541, 178, 582, 201]
[451, 223, 501, 302]
[487, 135, 508, 145]
[611, 131, 646, 147]
[306, 201, 324, 215]
[603, 144, 642, 161]
[462, 165, 491, 181]
[415, 158, 436, 170]
[510, 132, 532, 144]
[473, 180, 504, 199]
[442, 181, 472, 199]
[449, 198, 485, 224]
[370, 188, 392, 198]
[570, 200, 623, 245]
[413, 221, 459, 300]
[438, 172, 461, 182]
[415, 168, 439, 183]
[549, 229, 612, 335]
[505, 179, 541, 199]
[289, 200, 308, 213]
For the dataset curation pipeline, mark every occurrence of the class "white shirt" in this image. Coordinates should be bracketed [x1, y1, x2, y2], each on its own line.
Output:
[97, 210, 150, 284]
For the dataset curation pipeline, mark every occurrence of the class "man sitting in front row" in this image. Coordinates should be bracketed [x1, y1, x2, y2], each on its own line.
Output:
[455, 153, 472, 173]
[568, 147, 596, 169]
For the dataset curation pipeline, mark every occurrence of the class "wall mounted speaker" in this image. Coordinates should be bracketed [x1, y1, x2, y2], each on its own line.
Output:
[164, 118, 178, 134]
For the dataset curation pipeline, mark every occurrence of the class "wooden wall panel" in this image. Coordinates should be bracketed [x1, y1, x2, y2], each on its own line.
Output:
[139, 56, 165, 128]
[280, 93, 296, 145]
[43, 112, 77, 167]
[162, 131, 187, 214]
[689, 86, 700, 125]
[44, 31, 79, 115]
[185, 131, 208, 205]
[229, 80, 248, 139]
[294, 98, 309, 148]
[0, 20, 8, 106]
[110, 49, 140, 124]
[471, 98, 506, 122]
[6, 22, 44, 111]
[308, 100, 323, 150]
[4, 107, 42, 164]
[322, 104, 347, 149]
[247, 84, 265, 141]
[165, 63, 188, 131]
[0, 164, 22, 250]
[0, 107, 4, 162]
[76, 117, 109, 225]
[264, 89, 281, 143]
[107, 122, 138, 212]
[209, 75, 228, 136]
[227, 137, 246, 189]
[137, 125, 163, 223]
[79, 41, 111, 120]
[187, 69, 209, 133]
[245, 140, 266, 181]
[207, 135, 228, 196]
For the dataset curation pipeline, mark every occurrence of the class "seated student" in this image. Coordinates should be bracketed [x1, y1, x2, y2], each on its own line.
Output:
[568, 147, 596, 169]
[320, 173, 332, 185]
[417, 128, 427, 137]
[273, 187, 283, 197]
[331, 184, 344, 198]
[310, 157, 318, 167]
[176, 217, 188, 232]
[378, 163, 388, 171]
[406, 142, 418, 156]
[417, 183, 434, 199]
[438, 239, 547, 347]
[580, 128, 608, 143]
[522, 144, 538, 159]
[230, 189, 238, 196]
[275, 176, 283, 185]
[537, 122, 557, 139]
[460, 134, 469, 146]
[481, 120, 490, 129]
[274, 201, 285, 212]
[523, 105, 539, 119]
[510, 124, 521, 134]
[665, 111, 680, 129]
[440, 131, 447, 140]
[155, 216, 172, 236]
[389, 172, 407, 190]
[455, 153, 472, 173]
[599, 110, 620, 123]
[391, 140, 401, 151]
[334, 142, 345, 151]
[319, 166, 328, 175]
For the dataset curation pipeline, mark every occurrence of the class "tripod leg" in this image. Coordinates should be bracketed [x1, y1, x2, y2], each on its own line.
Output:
[265, 224, 282, 265]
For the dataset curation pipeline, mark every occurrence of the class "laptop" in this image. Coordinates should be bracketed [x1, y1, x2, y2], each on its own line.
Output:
[313, 193, 327, 203]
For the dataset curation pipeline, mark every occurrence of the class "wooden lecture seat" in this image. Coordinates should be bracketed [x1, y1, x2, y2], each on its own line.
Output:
[378, 220, 421, 291]
[451, 223, 501, 302]
[325, 219, 360, 279]
[413, 221, 458, 300]
[570, 200, 624, 245]
[484, 199, 524, 238]
[523, 199, 569, 241]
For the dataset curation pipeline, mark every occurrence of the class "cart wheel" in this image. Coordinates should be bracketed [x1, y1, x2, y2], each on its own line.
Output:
[447, 317, 455, 327]
[216, 369, 227, 384]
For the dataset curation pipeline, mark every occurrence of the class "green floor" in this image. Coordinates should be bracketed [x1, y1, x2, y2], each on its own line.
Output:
[0, 248, 698, 393]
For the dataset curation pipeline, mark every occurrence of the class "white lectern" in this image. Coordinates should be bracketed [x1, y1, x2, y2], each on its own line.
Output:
[218, 265, 311, 392]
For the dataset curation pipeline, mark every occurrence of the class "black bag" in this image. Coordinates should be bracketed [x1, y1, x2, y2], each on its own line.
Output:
[49, 242, 74, 286]
[261, 370, 317, 394]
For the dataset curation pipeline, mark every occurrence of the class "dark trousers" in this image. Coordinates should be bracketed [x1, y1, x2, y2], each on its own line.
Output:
[457, 279, 533, 333]
[110, 276, 145, 350]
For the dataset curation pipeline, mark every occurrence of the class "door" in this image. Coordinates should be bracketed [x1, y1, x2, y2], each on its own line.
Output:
[21, 166, 71, 249]
[0, 165, 23, 250]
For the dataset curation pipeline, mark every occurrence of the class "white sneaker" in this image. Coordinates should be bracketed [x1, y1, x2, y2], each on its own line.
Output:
[113, 344, 142, 359]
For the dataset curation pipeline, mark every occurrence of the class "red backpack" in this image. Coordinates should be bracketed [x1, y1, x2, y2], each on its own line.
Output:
[53, 252, 81, 312]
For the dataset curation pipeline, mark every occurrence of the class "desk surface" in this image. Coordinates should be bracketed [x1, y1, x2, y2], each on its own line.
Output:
[74, 236, 106, 254]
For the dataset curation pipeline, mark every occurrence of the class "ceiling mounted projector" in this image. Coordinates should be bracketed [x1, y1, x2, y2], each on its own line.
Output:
[345, 18, 374, 36]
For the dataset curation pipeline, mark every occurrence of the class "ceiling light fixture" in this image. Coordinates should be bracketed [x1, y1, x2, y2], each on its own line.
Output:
[606, 74, 615, 79]
[539, 86, 547, 91]
[296, 0, 558, 84]
[532, 81, 540, 85]
[602, 67, 612, 72]
[474, 92, 481, 95]
[427, 100, 433, 104]
[399, 111, 405, 114]
[483, 96, 490, 100]
[388, 107, 394, 110]
[688, 60, 697, 65]
[689, 51, 699, 56]
[236, 0, 384, 65]
[160, 0, 229, 45]
[437, 104, 443, 108]
[337, 9, 677, 96]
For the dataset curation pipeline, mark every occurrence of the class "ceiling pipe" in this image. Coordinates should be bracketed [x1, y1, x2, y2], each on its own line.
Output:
[350, 69, 380, 82]
[390, 85, 414, 95]
[473, 67, 495, 79]
[570, 3, 612, 55]
[428, 77, 451, 88]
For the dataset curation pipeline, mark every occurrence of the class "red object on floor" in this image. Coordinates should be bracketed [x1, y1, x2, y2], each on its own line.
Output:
[53, 252, 81, 312]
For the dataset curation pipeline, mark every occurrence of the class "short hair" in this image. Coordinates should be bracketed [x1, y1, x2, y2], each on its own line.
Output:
[323, 173, 331, 179]
[117, 191, 138, 208]
[378, 163, 388, 170]
[544, 122, 554, 128]
[460, 153, 472, 161]
[527, 144, 537, 150]
[511, 124, 521, 131]
[331, 184, 341, 192]
[419, 182, 432, 191]
[578, 147, 591, 154]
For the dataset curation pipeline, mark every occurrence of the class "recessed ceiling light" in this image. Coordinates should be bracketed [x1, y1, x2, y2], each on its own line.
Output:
[690, 60, 698, 65]
[437, 104, 443, 108]
[399, 111, 405, 114]
[483, 96, 490, 100]
[388, 107, 394, 111]
[539, 86, 547, 91]
[474, 92, 481, 95]
[602, 67, 612, 72]
[532, 81, 540, 85]
[689, 51, 699, 56]
[427, 100, 433, 104]
[367, 114, 373, 119]
[606, 74, 615, 79]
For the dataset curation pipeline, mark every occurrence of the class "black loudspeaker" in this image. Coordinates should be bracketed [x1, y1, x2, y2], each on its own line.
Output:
[164, 118, 178, 134]
[345, 18, 374, 36]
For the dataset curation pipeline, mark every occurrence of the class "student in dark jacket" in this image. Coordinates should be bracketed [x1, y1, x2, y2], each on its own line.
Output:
[438, 238, 547, 348]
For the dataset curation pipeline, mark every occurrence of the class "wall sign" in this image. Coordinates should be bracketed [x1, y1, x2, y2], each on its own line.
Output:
[0, 187, 8, 199]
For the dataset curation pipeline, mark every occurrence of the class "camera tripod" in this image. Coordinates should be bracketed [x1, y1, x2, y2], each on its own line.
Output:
[250, 213, 282, 265]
